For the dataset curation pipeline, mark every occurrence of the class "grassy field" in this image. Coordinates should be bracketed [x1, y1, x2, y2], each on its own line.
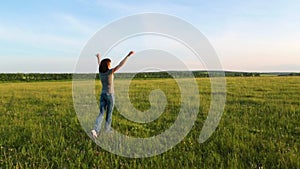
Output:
[0, 77, 299, 168]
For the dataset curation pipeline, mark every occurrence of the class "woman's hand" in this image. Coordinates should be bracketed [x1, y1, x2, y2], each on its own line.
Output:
[127, 51, 134, 57]
[95, 53, 101, 65]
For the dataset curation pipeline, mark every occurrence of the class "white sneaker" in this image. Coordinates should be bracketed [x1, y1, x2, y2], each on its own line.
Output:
[91, 129, 98, 138]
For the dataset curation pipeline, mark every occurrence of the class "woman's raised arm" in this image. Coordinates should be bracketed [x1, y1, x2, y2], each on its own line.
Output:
[112, 51, 134, 73]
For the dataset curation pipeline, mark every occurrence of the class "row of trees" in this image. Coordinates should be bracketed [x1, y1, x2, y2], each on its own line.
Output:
[116, 71, 261, 79]
[0, 73, 73, 81]
[1, 72, 298, 82]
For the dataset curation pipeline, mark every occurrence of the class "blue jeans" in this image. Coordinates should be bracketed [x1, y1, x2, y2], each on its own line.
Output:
[93, 93, 114, 133]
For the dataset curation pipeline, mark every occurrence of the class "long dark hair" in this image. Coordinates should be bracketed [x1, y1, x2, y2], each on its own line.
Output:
[99, 58, 111, 73]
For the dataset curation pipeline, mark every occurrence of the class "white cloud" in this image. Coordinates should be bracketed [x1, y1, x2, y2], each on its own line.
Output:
[0, 12, 98, 56]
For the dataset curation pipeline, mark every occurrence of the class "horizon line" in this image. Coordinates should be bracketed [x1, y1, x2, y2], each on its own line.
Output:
[1, 70, 300, 74]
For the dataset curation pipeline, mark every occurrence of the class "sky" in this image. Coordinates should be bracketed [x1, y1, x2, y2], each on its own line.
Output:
[0, 0, 299, 73]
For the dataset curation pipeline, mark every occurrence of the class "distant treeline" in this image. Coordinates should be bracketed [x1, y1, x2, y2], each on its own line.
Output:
[0, 71, 299, 82]
[0, 73, 73, 82]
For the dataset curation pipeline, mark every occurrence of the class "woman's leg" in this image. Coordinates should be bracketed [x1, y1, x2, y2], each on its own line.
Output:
[105, 94, 114, 132]
[93, 94, 107, 133]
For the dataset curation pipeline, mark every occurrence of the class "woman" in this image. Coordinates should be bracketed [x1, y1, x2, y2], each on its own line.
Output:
[91, 51, 134, 138]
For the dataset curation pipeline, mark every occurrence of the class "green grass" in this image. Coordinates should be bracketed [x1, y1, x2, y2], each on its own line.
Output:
[0, 77, 299, 168]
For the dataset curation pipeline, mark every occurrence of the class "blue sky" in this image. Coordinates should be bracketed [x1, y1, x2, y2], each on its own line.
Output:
[0, 0, 299, 72]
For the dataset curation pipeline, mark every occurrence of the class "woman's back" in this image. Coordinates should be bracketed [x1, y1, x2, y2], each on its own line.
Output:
[100, 69, 114, 94]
